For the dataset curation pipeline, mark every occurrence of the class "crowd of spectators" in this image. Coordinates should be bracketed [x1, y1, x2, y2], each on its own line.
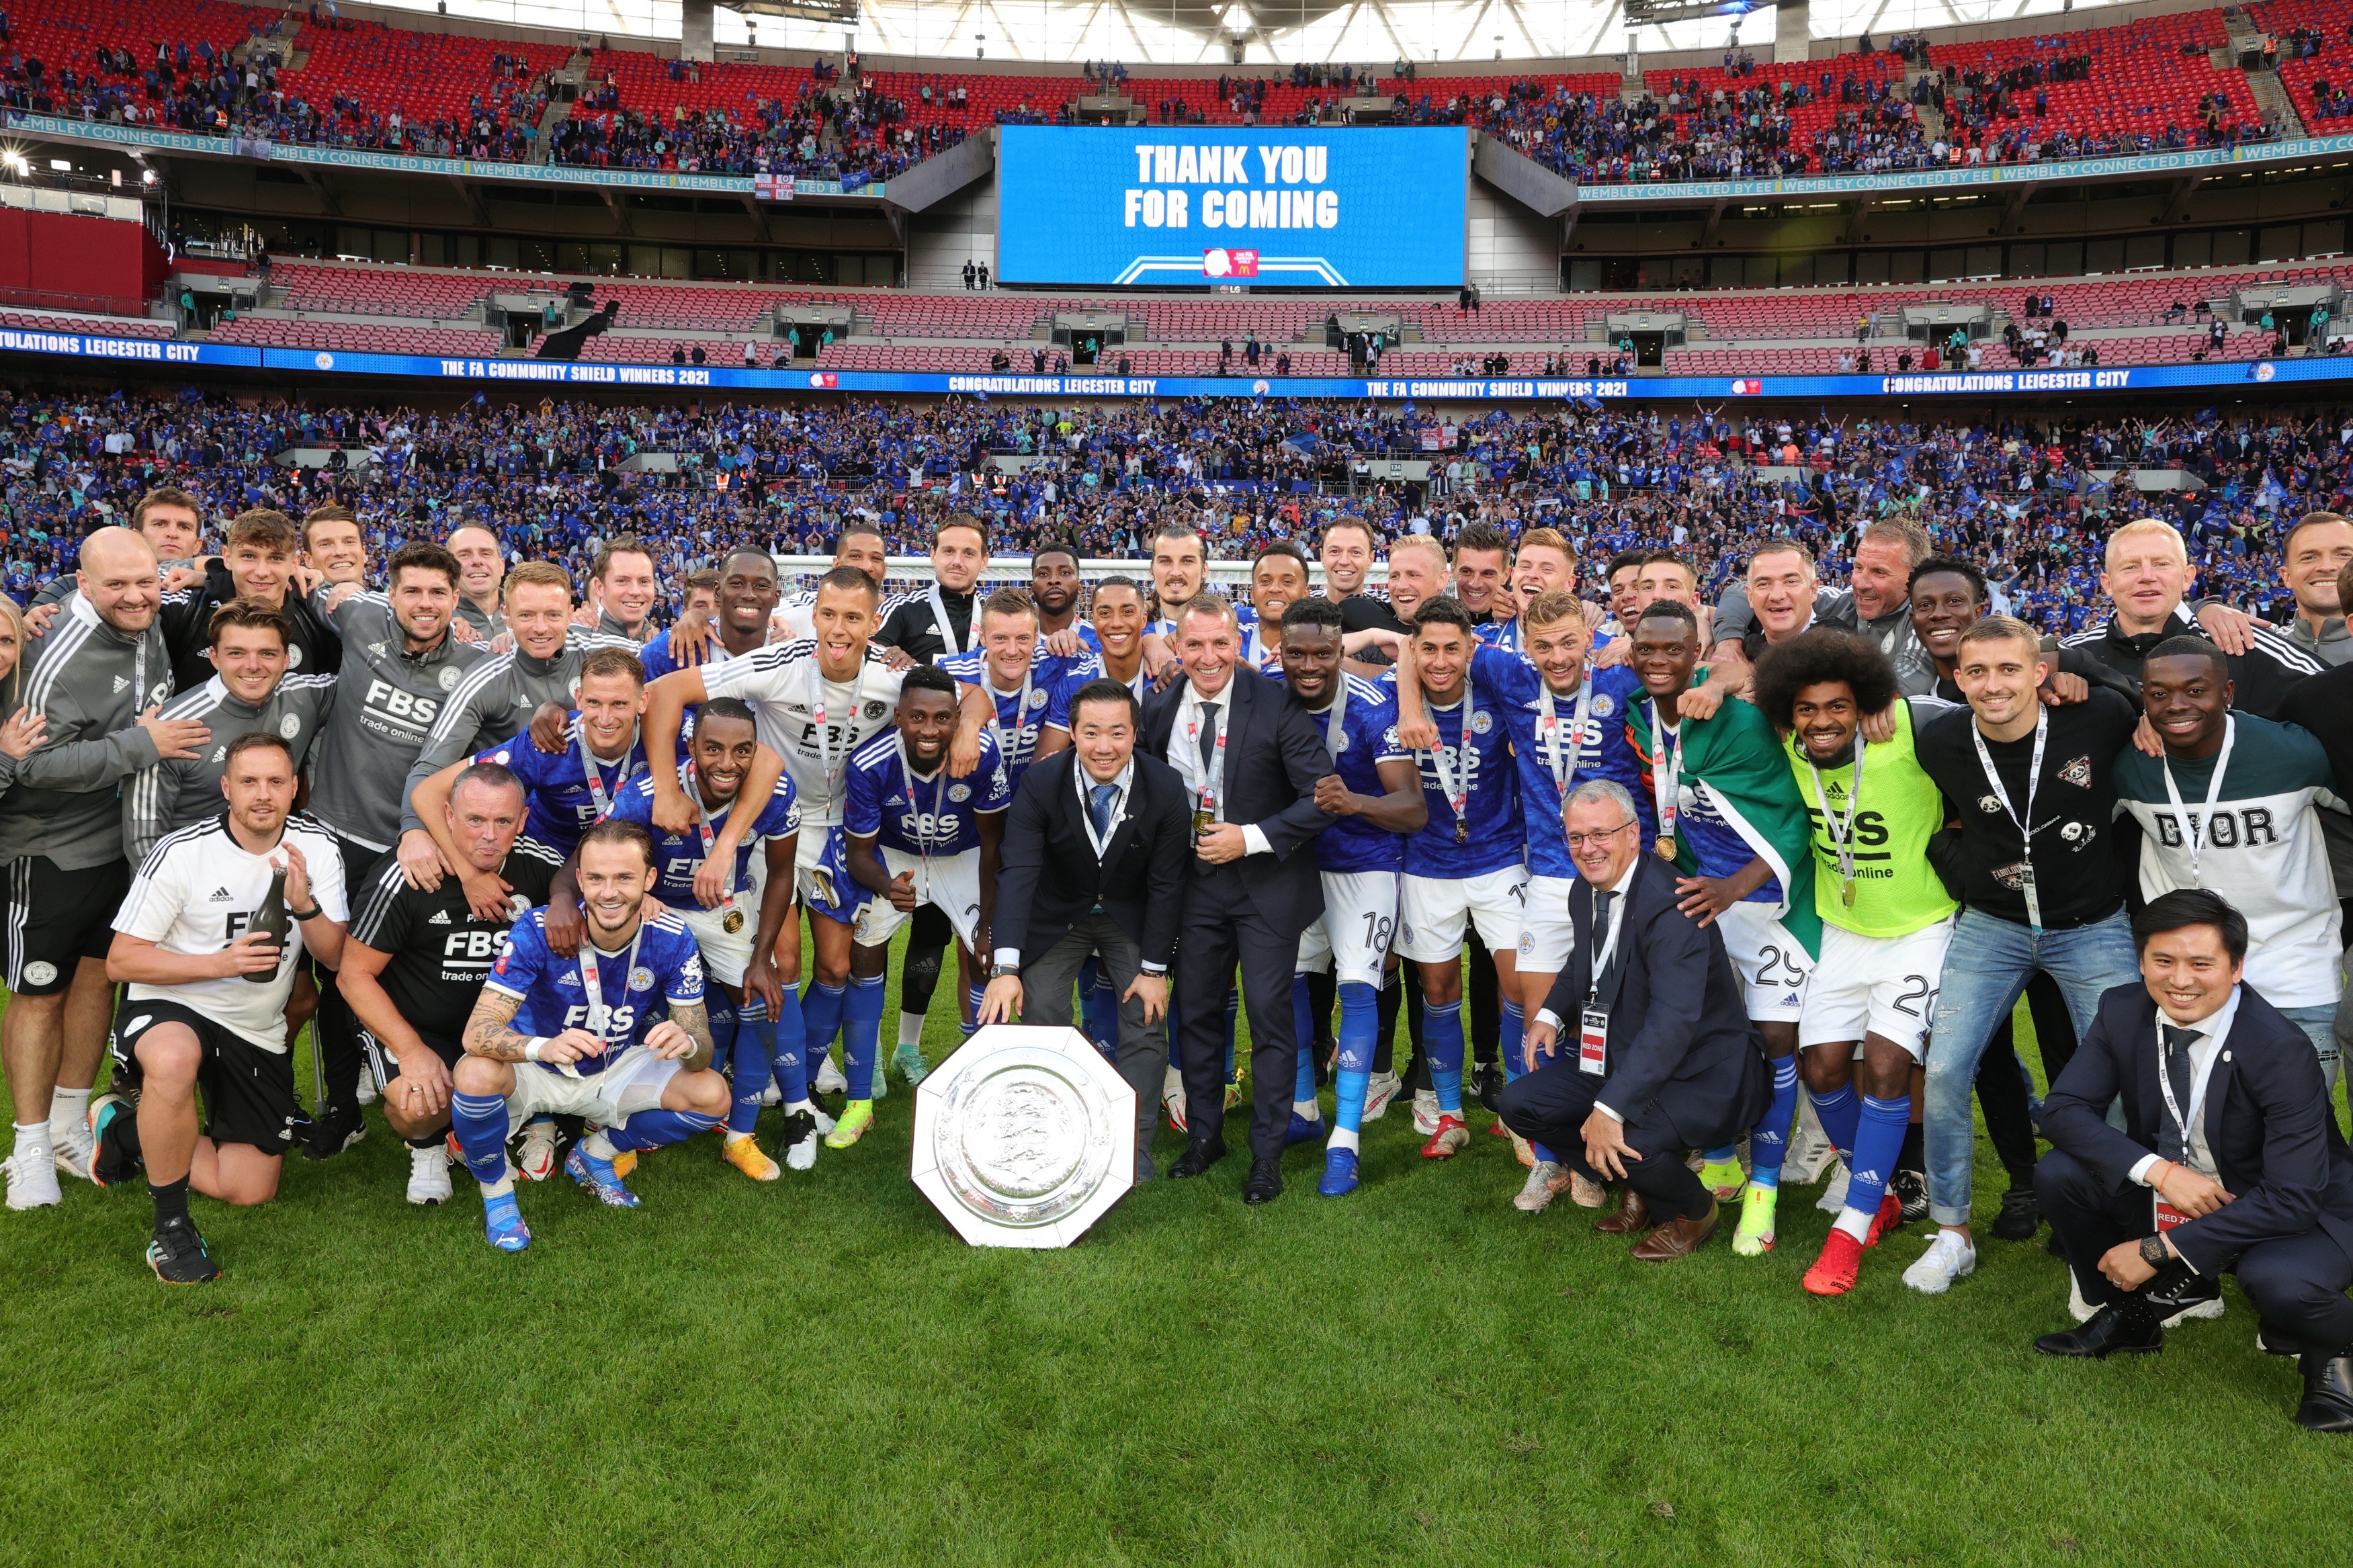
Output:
[2, 384, 2342, 637]
[550, 74, 966, 182]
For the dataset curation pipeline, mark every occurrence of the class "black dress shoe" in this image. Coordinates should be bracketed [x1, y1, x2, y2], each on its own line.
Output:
[2035, 1299, 2164, 1358]
[1169, 1135, 1227, 1178]
[2295, 1353, 2353, 1432]
[1243, 1155, 1283, 1205]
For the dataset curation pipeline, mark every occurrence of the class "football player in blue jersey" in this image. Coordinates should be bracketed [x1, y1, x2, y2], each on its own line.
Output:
[939, 586, 1101, 793]
[1278, 598, 1426, 1196]
[1383, 597, 1528, 1161]
[594, 698, 806, 1180]
[410, 646, 650, 874]
[837, 667, 1015, 1149]
[1407, 589, 1652, 1208]
[450, 820, 725, 1252]
[1027, 543, 1097, 656]
[1242, 544, 1310, 676]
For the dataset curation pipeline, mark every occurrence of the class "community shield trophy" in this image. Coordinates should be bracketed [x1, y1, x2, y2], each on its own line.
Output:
[911, 1025, 1136, 1249]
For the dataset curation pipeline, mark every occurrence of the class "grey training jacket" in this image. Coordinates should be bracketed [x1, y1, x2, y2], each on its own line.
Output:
[0, 596, 175, 868]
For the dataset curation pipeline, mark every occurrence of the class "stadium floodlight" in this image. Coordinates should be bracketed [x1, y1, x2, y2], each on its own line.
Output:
[730, 0, 860, 26]
[1223, 4, 1253, 37]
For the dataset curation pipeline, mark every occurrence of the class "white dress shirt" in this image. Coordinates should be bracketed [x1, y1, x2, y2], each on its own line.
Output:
[2131, 982, 2242, 1191]
[1168, 677, 1274, 859]
[1536, 859, 1635, 1121]
[994, 755, 1166, 975]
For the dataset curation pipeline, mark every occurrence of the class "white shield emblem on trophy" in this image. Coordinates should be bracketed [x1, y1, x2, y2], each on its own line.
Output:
[911, 1025, 1136, 1248]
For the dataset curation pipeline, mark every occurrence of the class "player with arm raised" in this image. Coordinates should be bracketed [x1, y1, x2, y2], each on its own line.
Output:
[587, 699, 804, 1179]
[449, 820, 726, 1252]
[337, 763, 560, 1206]
[640, 567, 994, 1118]
[90, 734, 348, 1282]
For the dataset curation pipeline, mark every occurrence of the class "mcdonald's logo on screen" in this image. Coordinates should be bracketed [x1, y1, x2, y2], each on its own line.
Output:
[1204, 248, 1259, 278]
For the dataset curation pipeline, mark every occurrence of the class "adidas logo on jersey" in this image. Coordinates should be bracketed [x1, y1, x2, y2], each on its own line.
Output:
[427, 909, 452, 925]
[557, 973, 581, 988]
[1781, 992, 1801, 1008]
[208, 886, 234, 902]
[114, 675, 130, 694]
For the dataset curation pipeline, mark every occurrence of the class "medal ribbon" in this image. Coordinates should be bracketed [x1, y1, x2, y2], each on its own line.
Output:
[575, 926, 646, 1051]
[1427, 682, 1478, 843]
[1808, 734, 1869, 901]
[1646, 699, 1681, 848]
[1539, 677, 1592, 795]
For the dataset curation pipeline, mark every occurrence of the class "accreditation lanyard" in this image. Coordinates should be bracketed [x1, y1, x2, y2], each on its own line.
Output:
[1322, 688, 1349, 758]
[1584, 884, 1627, 1004]
[1969, 705, 2049, 931]
[1647, 701, 1681, 859]
[805, 660, 854, 816]
[2158, 717, 2237, 889]
[1538, 677, 1592, 797]
[1076, 764, 1127, 860]
[899, 735, 949, 902]
[2154, 1018, 2218, 1176]
[1176, 687, 1230, 830]
[927, 584, 972, 655]
[574, 928, 645, 1049]
[681, 760, 735, 899]
[986, 668, 1033, 770]
[580, 724, 640, 819]
[1808, 736, 1868, 909]
[1428, 686, 1478, 844]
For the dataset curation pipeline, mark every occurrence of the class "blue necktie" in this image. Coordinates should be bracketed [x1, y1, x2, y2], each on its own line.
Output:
[1089, 783, 1118, 842]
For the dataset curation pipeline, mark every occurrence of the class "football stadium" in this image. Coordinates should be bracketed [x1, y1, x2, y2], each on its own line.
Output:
[6, 0, 2353, 1558]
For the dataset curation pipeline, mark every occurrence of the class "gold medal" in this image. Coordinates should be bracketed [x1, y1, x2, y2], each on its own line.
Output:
[1193, 807, 1214, 841]
[1656, 834, 1677, 861]
[1841, 879, 1858, 908]
[1454, 818, 1469, 844]
[722, 908, 745, 934]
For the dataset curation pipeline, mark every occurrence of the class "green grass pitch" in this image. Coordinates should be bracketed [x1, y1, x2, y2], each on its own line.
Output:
[2, 934, 2348, 1565]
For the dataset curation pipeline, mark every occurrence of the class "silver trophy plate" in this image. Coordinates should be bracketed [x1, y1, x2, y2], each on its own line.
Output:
[911, 1025, 1136, 1249]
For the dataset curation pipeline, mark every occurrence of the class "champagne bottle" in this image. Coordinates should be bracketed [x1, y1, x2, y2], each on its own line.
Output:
[245, 865, 289, 985]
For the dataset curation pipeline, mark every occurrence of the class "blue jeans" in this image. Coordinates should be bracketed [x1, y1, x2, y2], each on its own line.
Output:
[1924, 908, 2141, 1229]
[2278, 1004, 2344, 1101]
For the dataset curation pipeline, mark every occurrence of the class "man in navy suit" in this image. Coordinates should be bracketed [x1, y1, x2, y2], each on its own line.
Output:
[1503, 779, 1768, 1261]
[1140, 594, 1333, 1203]
[2035, 887, 2353, 1432]
[980, 680, 1193, 1182]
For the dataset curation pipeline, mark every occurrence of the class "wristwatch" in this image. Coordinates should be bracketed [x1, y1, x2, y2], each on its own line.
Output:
[989, 964, 1020, 979]
[2139, 1234, 2171, 1268]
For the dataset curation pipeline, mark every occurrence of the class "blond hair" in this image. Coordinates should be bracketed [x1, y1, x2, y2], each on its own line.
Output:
[2104, 517, 2188, 568]
[1521, 590, 1588, 633]
[1389, 534, 1449, 573]
[505, 561, 574, 599]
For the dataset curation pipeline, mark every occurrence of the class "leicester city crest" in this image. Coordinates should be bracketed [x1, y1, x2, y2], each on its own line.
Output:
[1592, 693, 1617, 718]
[949, 782, 972, 803]
[1470, 711, 1494, 735]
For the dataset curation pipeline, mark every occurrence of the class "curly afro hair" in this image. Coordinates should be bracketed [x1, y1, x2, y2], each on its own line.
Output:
[1751, 628, 1899, 731]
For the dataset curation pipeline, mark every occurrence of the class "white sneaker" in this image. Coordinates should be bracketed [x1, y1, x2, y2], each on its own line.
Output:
[1362, 1070, 1403, 1123]
[50, 1123, 94, 1182]
[406, 1143, 454, 1206]
[1815, 1162, 1851, 1214]
[515, 1118, 558, 1182]
[1785, 1103, 1836, 1184]
[807, 1102, 837, 1137]
[4, 1147, 62, 1210]
[814, 1054, 848, 1095]
[1411, 1088, 1441, 1136]
[1162, 1065, 1187, 1133]
[1901, 1230, 1977, 1294]
[785, 1128, 820, 1172]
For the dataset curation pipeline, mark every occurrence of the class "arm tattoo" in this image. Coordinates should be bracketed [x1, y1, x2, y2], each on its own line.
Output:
[462, 989, 532, 1061]
[669, 1000, 716, 1071]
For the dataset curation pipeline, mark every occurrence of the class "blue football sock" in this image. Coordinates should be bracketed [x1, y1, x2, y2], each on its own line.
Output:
[844, 973, 887, 1100]
[1809, 1082, 1861, 1163]
[1080, 959, 1117, 1052]
[1748, 1055, 1801, 1188]
[1844, 1094, 1910, 1223]
[1291, 974, 1320, 1109]
[961, 982, 986, 1039]
[765, 986, 808, 1106]
[802, 980, 846, 1082]
[1332, 979, 1377, 1150]
[451, 1091, 513, 1189]
[724, 994, 773, 1137]
[607, 1106, 724, 1153]
[1426, 998, 1465, 1116]
[1499, 998, 1526, 1084]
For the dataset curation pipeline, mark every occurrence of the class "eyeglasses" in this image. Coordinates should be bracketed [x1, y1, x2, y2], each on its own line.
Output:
[1564, 821, 1637, 849]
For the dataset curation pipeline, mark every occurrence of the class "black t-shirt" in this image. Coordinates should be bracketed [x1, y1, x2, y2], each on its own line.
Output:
[347, 837, 562, 1041]
[873, 586, 975, 664]
[1338, 592, 1406, 667]
[1914, 688, 2139, 928]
